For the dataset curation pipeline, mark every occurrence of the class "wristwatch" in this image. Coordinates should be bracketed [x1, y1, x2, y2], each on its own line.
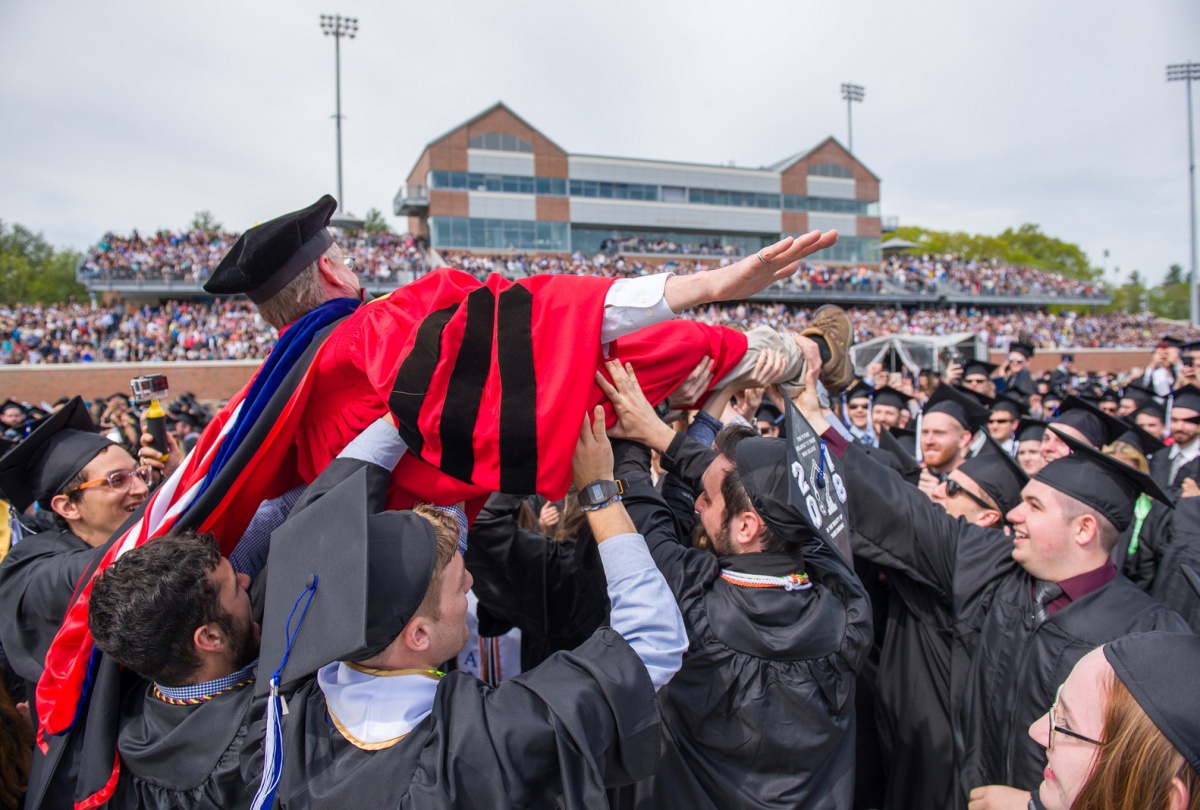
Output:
[578, 478, 624, 508]
[655, 399, 673, 419]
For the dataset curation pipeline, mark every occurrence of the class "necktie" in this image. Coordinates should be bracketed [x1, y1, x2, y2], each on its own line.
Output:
[1170, 452, 1185, 486]
[1032, 580, 1064, 626]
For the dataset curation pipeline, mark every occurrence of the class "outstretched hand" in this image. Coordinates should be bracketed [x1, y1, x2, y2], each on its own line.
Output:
[596, 360, 678, 453]
[572, 406, 615, 490]
[663, 231, 839, 312]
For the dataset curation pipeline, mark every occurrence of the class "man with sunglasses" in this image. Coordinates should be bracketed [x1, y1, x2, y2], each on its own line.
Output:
[0, 397, 153, 807]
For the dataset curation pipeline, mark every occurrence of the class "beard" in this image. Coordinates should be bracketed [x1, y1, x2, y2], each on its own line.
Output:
[217, 611, 260, 670]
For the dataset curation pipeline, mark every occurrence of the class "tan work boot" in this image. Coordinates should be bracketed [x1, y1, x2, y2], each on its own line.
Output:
[800, 304, 855, 394]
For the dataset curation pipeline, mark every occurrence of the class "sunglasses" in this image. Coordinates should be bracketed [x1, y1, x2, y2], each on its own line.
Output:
[847, 403, 869, 410]
[988, 417, 1014, 425]
[945, 477, 994, 511]
[343, 256, 357, 272]
[70, 466, 154, 494]
[964, 377, 989, 385]
[1048, 684, 1104, 748]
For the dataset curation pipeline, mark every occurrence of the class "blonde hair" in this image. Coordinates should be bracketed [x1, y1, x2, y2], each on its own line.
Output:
[1102, 440, 1150, 475]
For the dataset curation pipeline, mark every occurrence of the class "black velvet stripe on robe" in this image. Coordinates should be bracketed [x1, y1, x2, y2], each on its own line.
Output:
[270, 628, 659, 809]
[109, 679, 262, 809]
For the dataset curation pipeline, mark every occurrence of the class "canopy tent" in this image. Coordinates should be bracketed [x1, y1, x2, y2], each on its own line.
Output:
[880, 237, 921, 252]
[850, 332, 980, 377]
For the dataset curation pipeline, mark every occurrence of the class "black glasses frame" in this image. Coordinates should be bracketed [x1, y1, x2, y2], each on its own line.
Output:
[945, 477, 994, 511]
[1048, 684, 1104, 748]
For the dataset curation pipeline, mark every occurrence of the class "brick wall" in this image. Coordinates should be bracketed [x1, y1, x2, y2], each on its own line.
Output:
[0, 361, 258, 405]
[988, 349, 1153, 375]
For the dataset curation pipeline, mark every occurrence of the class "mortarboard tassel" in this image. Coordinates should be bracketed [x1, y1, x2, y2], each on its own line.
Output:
[914, 410, 924, 465]
[8, 505, 23, 546]
[251, 575, 319, 810]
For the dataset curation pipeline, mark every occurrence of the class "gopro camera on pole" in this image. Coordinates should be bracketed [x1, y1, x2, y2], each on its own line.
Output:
[131, 374, 170, 461]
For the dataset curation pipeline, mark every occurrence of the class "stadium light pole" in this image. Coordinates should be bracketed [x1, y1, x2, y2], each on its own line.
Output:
[841, 83, 865, 154]
[321, 14, 358, 214]
[1168, 61, 1200, 326]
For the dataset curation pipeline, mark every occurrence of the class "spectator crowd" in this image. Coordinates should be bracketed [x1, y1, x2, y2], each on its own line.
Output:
[3, 298, 1198, 365]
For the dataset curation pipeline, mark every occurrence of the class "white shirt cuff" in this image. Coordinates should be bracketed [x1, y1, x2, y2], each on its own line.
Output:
[600, 273, 677, 344]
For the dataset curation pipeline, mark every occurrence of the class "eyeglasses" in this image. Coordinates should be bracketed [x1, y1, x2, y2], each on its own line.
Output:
[70, 466, 154, 494]
[343, 256, 357, 272]
[945, 477, 994, 511]
[964, 377, 989, 385]
[1048, 684, 1104, 748]
[988, 417, 1014, 425]
[1008, 357, 1026, 364]
[847, 403, 869, 410]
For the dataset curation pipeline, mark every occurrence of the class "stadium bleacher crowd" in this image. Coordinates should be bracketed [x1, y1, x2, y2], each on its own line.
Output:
[4, 298, 1198, 364]
[78, 229, 431, 284]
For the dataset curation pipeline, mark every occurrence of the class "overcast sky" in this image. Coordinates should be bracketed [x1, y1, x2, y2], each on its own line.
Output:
[2, 0, 1197, 285]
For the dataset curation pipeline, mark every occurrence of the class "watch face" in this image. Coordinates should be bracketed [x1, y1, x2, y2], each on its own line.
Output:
[588, 483, 605, 501]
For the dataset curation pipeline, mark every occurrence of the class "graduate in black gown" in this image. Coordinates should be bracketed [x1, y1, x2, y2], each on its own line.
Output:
[254, 407, 687, 809]
[87, 532, 262, 809]
[788, 341, 1191, 809]
[597, 360, 872, 810]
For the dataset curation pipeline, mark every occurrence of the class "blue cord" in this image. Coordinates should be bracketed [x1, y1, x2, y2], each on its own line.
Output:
[271, 575, 319, 689]
[816, 439, 827, 489]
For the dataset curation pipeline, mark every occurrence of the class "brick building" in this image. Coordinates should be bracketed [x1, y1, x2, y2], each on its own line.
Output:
[395, 102, 881, 265]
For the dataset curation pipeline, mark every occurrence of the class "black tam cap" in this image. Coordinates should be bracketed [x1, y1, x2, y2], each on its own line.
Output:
[961, 357, 998, 378]
[204, 195, 338, 304]
[736, 438, 813, 554]
[871, 386, 909, 411]
[924, 383, 991, 432]
[960, 433, 1029, 516]
[1008, 341, 1035, 360]
[1120, 383, 1156, 408]
[1172, 385, 1200, 414]
[1036, 427, 1172, 532]
[1104, 625, 1200, 777]
[990, 391, 1026, 419]
[257, 466, 438, 696]
[0, 397, 114, 513]
[1049, 396, 1129, 449]
[1017, 418, 1047, 444]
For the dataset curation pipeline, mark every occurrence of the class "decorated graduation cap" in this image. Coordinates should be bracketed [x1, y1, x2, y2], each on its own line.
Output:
[924, 383, 991, 432]
[257, 467, 438, 697]
[1008, 341, 1036, 360]
[1037, 427, 1172, 532]
[0, 397, 114, 513]
[1048, 396, 1130, 449]
[960, 432, 1029, 516]
[1103, 568, 1200, 778]
[205, 195, 338, 303]
[737, 438, 816, 555]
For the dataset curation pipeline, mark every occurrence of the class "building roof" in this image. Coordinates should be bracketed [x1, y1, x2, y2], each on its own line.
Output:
[766, 136, 881, 181]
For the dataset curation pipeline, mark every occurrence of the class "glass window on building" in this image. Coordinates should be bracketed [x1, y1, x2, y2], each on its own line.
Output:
[430, 217, 568, 251]
[570, 226, 772, 258]
[807, 162, 855, 179]
[468, 132, 534, 153]
[660, 186, 686, 203]
[783, 195, 879, 217]
[783, 234, 880, 263]
[428, 171, 565, 196]
[568, 180, 658, 200]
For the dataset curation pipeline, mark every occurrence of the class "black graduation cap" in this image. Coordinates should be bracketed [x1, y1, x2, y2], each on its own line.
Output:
[755, 403, 782, 426]
[24, 406, 48, 422]
[919, 366, 940, 379]
[1099, 389, 1119, 405]
[736, 438, 813, 554]
[1048, 396, 1130, 449]
[1104, 622, 1200, 777]
[877, 427, 921, 483]
[1115, 419, 1166, 456]
[888, 425, 918, 459]
[960, 433, 1029, 516]
[990, 391, 1025, 419]
[0, 399, 25, 415]
[1120, 383, 1156, 409]
[961, 357, 998, 378]
[924, 383, 991, 432]
[1060, 353, 1074, 363]
[204, 195, 338, 304]
[1037, 427, 1172, 532]
[1016, 418, 1047, 444]
[844, 380, 873, 403]
[1008, 341, 1035, 360]
[1133, 400, 1167, 423]
[1159, 335, 1186, 348]
[257, 467, 438, 696]
[1171, 384, 1200, 414]
[0, 397, 114, 513]
[871, 385, 910, 411]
